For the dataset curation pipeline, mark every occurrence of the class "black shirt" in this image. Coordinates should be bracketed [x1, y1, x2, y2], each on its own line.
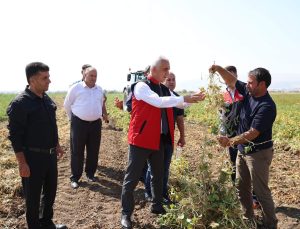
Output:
[172, 91, 184, 125]
[235, 80, 276, 153]
[7, 86, 58, 153]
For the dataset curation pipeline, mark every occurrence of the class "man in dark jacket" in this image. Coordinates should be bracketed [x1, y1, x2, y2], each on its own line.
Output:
[7, 62, 67, 229]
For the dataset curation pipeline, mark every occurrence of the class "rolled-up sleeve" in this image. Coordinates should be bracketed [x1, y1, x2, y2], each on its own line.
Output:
[134, 82, 184, 108]
[6, 101, 27, 153]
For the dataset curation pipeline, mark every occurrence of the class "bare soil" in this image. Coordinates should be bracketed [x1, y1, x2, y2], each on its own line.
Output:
[0, 100, 299, 229]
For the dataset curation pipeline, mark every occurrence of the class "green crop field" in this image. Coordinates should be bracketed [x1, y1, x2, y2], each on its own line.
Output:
[1, 92, 299, 150]
[0, 92, 69, 121]
[105, 92, 300, 151]
[0, 94, 17, 121]
[185, 92, 300, 150]
[186, 93, 300, 149]
[271, 93, 300, 150]
[1, 91, 299, 228]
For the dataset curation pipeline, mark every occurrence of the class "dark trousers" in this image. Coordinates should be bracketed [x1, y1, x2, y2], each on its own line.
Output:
[229, 147, 258, 202]
[236, 148, 277, 227]
[145, 142, 173, 198]
[228, 146, 238, 182]
[121, 139, 165, 217]
[140, 163, 148, 184]
[22, 151, 57, 229]
[70, 114, 102, 181]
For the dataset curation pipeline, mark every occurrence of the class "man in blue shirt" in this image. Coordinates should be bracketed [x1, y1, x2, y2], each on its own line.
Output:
[210, 65, 278, 229]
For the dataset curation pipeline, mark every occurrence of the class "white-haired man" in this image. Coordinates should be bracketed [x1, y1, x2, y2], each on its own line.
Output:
[64, 67, 106, 189]
[120, 57, 205, 229]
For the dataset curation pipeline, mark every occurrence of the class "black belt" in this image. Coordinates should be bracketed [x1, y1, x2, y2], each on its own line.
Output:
[73, 114, 100, 124]
[25, 147, 56, 154]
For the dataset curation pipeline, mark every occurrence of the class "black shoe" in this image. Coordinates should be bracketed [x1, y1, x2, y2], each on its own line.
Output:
[162, 196, 173, 205]
[87, 176, 96, 182]
[144, 192, 152, 202]
[54, 224, 67, 229]
[150, 205, 166, 215]
[121, 215, 132, 229]
[71, 181, 79, 189]
[43, 223, 68, 229]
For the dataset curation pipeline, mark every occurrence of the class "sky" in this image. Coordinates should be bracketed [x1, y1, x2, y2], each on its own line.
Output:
[0, 0, 300, 92]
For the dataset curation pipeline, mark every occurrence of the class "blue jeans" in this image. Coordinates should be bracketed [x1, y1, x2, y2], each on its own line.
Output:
[145, 143, 173, 198]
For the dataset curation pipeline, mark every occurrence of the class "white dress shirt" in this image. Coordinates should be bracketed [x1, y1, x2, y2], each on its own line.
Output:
[64, 81, 104, 121]
[134, 82, 185, 108]
[227, 87, 236, 102]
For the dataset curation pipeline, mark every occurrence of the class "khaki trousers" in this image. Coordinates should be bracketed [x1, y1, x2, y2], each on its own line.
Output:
[236, 147, 278, 227]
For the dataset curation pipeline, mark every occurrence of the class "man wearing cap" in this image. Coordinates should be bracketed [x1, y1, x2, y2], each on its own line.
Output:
[120, 56, 205, 229]
[64, 67, 106, 189]
[7, 62, 67, 229]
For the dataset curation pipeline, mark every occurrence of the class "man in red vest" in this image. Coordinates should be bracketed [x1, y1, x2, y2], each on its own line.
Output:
[120, 57, 205, 229]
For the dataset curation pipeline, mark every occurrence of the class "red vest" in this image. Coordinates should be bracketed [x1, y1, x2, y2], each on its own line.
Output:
[223, 88, 244, 104]
[128, 77, 174, 150]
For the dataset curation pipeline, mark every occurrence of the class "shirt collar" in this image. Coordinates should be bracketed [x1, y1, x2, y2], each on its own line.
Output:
[25, 85, 44, 100]
[147, 75, 160, 85]
[226, 87, 236, 94]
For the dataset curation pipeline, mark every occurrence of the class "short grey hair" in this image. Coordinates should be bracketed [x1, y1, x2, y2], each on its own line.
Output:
[151, 56, 169, 71]
[85, 67, 97, 74]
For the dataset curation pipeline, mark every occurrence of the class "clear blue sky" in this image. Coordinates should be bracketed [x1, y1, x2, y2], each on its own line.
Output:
[0, 0, 299, 92]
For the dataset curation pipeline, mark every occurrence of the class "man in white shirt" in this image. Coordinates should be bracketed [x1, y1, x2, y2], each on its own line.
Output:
[120, 57, 205, 229]
[64, 67, 106, 189]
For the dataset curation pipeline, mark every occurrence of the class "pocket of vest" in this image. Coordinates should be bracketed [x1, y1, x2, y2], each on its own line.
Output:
[139, 120, 147, 134]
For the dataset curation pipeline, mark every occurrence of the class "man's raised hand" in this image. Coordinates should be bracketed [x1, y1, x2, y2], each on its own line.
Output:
[183, 91, 206, 103]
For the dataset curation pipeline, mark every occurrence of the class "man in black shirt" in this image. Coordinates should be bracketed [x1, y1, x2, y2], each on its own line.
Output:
[7, 62, 67, 229]
[210, 65, 278, 229]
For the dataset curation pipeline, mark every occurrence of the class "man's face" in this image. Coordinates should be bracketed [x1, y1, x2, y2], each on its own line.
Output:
[30, 71, 51, 92]
[152, 60, 170, 83]
[246, 74, 261, 96]
[164, 73, 176, 91]
[84, 69, 97, 88]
